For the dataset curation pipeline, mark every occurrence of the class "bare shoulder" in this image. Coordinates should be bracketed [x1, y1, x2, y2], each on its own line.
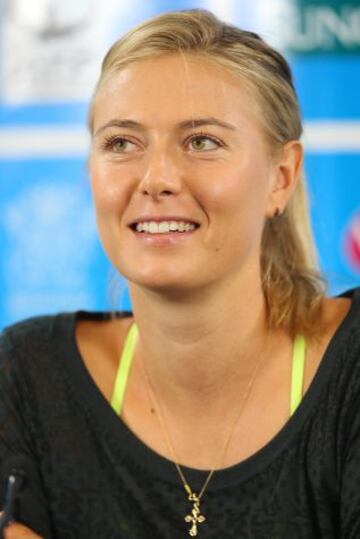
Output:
[75, 314, 134, 402]
[320, 295, 352, 335]
[311, 294, 352, 357]
[75, 315, 133, 358]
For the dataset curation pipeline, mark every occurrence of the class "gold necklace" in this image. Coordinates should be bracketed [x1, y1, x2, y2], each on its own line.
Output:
[139, 333, 269, 537]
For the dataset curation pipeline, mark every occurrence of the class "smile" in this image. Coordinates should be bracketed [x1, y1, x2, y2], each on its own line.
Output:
[132, 220, 199, 234]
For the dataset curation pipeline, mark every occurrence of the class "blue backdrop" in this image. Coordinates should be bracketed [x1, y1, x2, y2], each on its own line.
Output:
[0, 0, 359, 328]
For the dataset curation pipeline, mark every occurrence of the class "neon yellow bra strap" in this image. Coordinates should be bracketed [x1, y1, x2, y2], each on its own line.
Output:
[111, 323, 306, 417]
[290, 334, 306, 416]
[111, 322, 138, 414]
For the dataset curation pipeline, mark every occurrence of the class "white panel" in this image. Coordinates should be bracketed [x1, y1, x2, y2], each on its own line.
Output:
[0, 122, 359, 157]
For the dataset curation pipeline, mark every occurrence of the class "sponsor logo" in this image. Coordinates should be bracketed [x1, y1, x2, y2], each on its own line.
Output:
[344, 212, 360, 273]
[282, 1, 360, 53]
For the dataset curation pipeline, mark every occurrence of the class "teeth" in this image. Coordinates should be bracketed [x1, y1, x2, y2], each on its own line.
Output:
[169, 221, 178, 231]
[158, 222, 169, 233]
[149, 222, 157, 234]
[135, 220, 197, 234]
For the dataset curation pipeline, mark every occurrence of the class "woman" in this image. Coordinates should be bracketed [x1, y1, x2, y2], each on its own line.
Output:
[1, 8, 359, 539]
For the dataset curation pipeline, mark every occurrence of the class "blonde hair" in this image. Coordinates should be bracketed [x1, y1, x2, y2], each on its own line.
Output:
[89, 9, 327, 338]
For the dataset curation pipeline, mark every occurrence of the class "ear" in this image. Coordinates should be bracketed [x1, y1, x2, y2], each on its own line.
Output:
[266, 140, 303, 217]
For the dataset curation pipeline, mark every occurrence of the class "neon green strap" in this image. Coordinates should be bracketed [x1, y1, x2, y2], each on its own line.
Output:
[111, 322, 138, 414]
[111, 323, 306, 418]
[290, 334, 306, 416]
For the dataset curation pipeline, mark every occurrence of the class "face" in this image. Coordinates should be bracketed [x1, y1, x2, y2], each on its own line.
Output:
[90, 54, 291, 294]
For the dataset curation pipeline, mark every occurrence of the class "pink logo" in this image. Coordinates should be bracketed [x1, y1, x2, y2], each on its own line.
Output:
[345, 213, 360, 273]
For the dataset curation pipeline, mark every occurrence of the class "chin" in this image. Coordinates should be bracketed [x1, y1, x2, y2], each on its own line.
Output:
[121, 267, 205, 297]
[130, 274, 195, 294]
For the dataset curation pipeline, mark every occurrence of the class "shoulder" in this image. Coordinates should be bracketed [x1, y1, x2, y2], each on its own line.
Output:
[288, 287, 359, 403]
[1, 314, 58, 360]
[321, 287, 360, 398]
[73, 312, 134, 404]
[0, 312, 80, 377]
[3, 312, 60, 336]
[320, 286, 360, 342]
[75, 313, 134, 373]
[1, 310, 133, 360]
[0, 315, 70, 399]
[325, 287, 360, 364]
[1, 312, 71, 353]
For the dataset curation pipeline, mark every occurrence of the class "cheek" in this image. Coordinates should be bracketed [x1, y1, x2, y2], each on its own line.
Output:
[195, 161, 268, 218]
[194, 159, 270, 259]
[90, 168, 125, 263]
[90, 161, 130, 218]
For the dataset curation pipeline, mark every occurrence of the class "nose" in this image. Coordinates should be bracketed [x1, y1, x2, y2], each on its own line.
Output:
[137, 147, 182, 200]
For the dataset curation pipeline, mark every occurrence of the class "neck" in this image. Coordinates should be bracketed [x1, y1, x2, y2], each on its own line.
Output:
[128, 273, 272, 418]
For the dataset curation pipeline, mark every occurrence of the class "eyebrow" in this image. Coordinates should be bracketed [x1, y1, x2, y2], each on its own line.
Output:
[94, 117, 237, 136]
[178, 117, 237, 131]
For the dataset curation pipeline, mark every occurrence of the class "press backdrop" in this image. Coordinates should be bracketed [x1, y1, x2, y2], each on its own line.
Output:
[0, 0, 359, 328]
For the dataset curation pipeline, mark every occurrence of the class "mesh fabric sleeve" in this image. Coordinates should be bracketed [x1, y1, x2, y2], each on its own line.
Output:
[0, 332, 54, 538]
[340, 343, 360, 539]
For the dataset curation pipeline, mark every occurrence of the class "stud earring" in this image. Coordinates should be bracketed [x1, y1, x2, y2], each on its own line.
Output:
[273, 208, 282, 218]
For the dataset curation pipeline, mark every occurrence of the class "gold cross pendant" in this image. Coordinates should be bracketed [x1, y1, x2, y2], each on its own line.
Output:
[184, 492, 206, 536]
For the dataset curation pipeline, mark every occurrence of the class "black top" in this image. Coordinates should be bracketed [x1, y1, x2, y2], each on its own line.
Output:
[0, 288, 360, 538]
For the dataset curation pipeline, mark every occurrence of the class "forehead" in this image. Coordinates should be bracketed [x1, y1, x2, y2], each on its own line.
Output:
[92, 54, 260, 130]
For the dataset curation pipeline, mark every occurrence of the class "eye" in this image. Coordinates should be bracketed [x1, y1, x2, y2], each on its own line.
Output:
[101, 136, 138, 153]
[186, 133, 223, 152]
